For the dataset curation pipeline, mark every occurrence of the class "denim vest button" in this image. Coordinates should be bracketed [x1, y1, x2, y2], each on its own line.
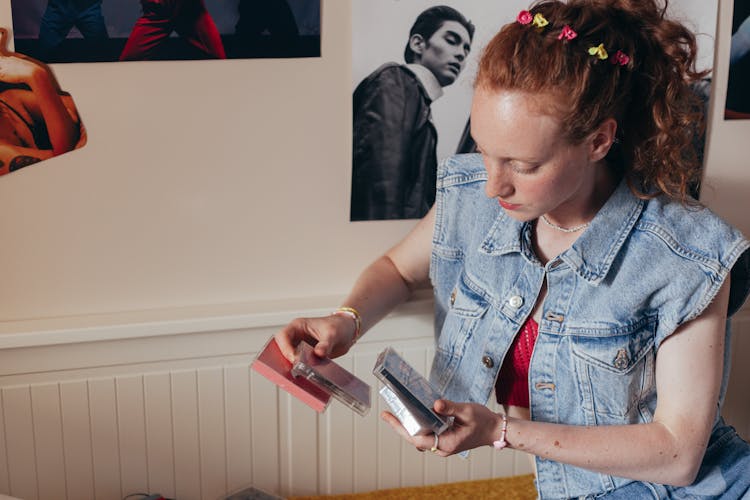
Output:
[549, 259, 562, 269]
[508, 295, 523, 308]
[482, 355, 494, 368]
[450, 289, 457, 306]
[613, 349, 630, 369]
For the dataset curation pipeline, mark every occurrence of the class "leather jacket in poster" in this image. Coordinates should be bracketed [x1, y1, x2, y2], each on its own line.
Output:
[351, 63, 437, 221]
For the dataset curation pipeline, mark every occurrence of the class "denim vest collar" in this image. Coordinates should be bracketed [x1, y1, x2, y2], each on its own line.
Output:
[479, 179, 645, 285]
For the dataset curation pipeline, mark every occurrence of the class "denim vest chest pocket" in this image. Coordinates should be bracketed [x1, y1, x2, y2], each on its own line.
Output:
[568, 316, 657, 425]
[431, 271, 490, 393]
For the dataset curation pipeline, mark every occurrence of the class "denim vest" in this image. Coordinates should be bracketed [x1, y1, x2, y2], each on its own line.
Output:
[428, 154, 750, 499]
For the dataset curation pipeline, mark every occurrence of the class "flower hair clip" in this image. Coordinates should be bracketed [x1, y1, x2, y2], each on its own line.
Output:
[517, 10, 533, 25]
[517, 10, 548, 29]
[588, 43, 608, 60]
[532, 13, 549, 28]
[588, 44, 631, 66]
[558, 25, 577, 41]
[516, 11, 631, 66]
[610, 50, 630, 66]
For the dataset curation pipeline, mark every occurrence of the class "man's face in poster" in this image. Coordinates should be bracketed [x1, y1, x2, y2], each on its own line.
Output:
[411, 20, 472, 87]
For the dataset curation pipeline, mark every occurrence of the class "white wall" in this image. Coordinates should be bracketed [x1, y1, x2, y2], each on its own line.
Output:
[0, 0, 419, 322]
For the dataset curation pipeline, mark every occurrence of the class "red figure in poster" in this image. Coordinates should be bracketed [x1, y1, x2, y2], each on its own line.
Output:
[120, 0, 226, 61]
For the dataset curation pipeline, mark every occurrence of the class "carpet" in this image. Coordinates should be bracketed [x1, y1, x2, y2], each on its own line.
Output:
[289, 474, 537, 499]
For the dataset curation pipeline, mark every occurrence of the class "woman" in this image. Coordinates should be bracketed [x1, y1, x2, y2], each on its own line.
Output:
[276, 1, 750, 498]
[0, 28, 85, 175]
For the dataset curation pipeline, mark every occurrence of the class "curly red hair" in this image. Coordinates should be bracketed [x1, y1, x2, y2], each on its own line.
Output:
[476, 0, 708, 203]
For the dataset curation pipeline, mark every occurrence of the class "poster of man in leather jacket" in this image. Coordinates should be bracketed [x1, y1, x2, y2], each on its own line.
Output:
[351, 2, 476, 222]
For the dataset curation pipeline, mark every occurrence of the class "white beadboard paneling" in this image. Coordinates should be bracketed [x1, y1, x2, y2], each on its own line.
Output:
[446, 452, 471, 484]
[171, 370, 202, 500]
[143, 372, 176, 499]
[320, 358, 355, 495]
[89, 378, 122, 500]
[30, 384, 67, 500]
[0, 392, 9, 495]
[352, 352, 378, 494]
[224, 365, 253, 494]
[59, 381, 95, 500]
[279, 393, 320, 497]
[197, 368, 227, 500]
[117, 375, 149, 496]
[3, 386, 38, 500]
[248, 372, 280, 495]
[513, 450, 536, 476]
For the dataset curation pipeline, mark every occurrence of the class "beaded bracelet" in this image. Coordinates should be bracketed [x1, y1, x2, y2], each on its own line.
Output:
[332, 306, 362, 341]
[493, 413, 509, 450]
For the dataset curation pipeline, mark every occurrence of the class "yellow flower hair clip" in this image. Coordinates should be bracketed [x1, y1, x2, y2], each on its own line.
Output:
[532, 13, 549, 29]
[588, 43, 608, 60]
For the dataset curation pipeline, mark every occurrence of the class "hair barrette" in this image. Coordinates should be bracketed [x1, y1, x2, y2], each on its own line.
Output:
[532, 13, 549, 28]
[558, 25, 577, 41]
[588, 43, 608, 60]
[517, 10, 548, 29]
[517, 10, 533, 25]
[610, 50, 630, 66]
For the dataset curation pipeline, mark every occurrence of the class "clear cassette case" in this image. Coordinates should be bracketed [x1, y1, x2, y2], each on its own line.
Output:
[291, 341, 371, 416]
[373, 347, 453, 435]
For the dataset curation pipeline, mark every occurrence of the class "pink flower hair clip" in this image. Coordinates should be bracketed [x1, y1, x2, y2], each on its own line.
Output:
[610, 50, 631, 66]
[517, 10, 548, 29]
[517, 10, 533, 25]
[558, 25, 578, 41]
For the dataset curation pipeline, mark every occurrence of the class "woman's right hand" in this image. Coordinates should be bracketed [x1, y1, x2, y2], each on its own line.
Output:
[274, 313, 358, 363]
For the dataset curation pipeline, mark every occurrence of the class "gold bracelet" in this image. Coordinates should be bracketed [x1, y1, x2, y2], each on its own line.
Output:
[332, 306, 362, 341]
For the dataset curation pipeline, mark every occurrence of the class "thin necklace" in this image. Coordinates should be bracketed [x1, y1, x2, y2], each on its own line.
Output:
[540, 214, 590, 233]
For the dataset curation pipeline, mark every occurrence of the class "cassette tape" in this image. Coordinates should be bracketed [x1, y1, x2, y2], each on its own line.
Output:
[251, 338, 331, 413]
[291, 341, 371, 416]
[373, 347, 453, 436]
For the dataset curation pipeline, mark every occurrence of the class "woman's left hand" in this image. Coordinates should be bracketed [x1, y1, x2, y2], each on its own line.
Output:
[381, 399, 505, 456]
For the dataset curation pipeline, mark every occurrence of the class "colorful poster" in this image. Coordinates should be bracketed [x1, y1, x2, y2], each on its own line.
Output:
[10, 0, 320, 63]
[0, 27, 86, 177]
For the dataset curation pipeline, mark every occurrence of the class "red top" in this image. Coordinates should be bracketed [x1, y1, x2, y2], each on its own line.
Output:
[495, 316, 539, 408]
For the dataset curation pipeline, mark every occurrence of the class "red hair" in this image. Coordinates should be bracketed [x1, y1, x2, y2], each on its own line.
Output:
[476, 0, 707, 202]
